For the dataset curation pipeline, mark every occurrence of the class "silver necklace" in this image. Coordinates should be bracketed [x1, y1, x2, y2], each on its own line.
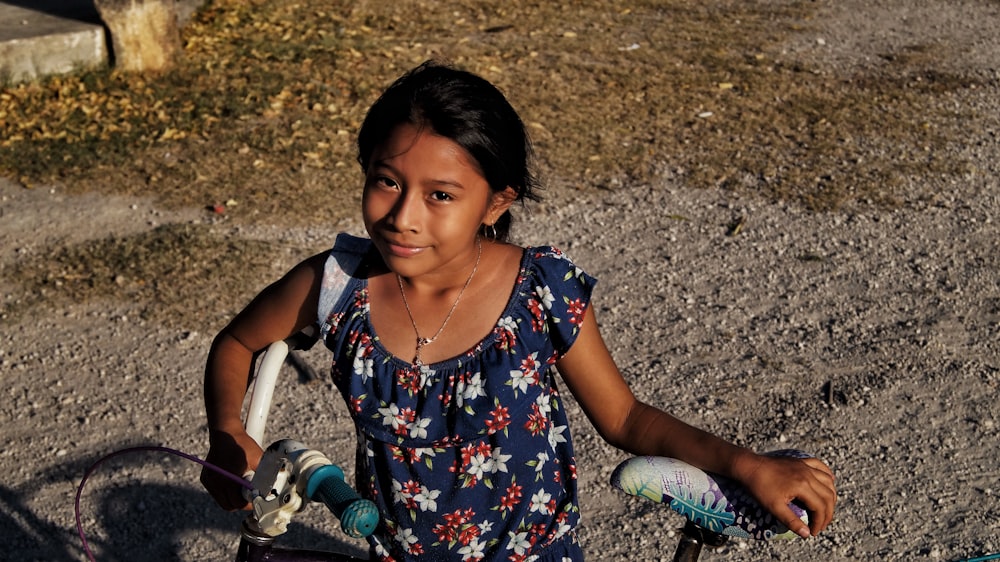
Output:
[397, 237, 482, 367]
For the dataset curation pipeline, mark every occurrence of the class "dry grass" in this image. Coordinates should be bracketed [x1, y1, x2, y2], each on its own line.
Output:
[0, 0, 983, 325]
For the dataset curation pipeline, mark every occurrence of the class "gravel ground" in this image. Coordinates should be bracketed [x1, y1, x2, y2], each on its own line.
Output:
[1, 1, 999, 561]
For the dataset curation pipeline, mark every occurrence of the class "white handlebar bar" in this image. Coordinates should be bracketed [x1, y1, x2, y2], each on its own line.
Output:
[245, 340, 289, 446]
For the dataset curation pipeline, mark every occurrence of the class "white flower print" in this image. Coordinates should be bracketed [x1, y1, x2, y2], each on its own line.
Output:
[412, 446, 436, 461]
[552, 518, 572, 542]
[507, 530, 531, 555]
[509, 352, 540, 394]
[534, 451, 549, 474]
[535, 284, 555, 310]
[534, 391, 552, 416]
[378, 403, 406, 433]
[497, 316, 517, 331]
[394, 527, 420, 552]
[457, 371, 486, 407]
[391, 479, 408, 505]
[414, 485, 440, 512]
[458, 537, 487, 561]
[509, 368, 533, 394]
[467, 453, 494, 480]
[407, 416, 432, 440]
[529, 489, 552, 514]
[417, 364, 434, 389]
[490, 447, 511, 474]
[352, 354, 373, 383]
[548, 423, 568, 451]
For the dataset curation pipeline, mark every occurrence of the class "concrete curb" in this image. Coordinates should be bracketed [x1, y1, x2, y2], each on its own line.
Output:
[0, 0, 205, 84]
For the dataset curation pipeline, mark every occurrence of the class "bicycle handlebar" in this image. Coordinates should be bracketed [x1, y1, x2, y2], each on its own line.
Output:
[245, 340, 287, 446]
[306, 465, 379, 539]
[247, 439, 379, 539]
[242, 331, 379, 541]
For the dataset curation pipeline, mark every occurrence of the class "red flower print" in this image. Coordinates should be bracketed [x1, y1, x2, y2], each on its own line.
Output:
[460, 443, 477, 466]
[527, 299, 545, 332]
[524, 403, 548, 436]
[485, 404, 511, 434]
[433, 522, 457, 543]
[499, 482, 523, 514]
[475, 442, 492, 457]
[566, 297, 585, 326]
[494, 323, 517, 352]
[458, 524, 480, 546]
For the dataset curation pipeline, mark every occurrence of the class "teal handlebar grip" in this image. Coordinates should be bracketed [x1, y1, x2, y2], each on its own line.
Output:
[305, 465, 379, 538]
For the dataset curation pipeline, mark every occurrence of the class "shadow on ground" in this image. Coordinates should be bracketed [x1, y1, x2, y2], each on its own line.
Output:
[1, 444, 368, 561]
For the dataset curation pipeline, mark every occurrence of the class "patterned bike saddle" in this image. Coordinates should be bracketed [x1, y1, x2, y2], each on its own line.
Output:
[610, 450, 811, 540]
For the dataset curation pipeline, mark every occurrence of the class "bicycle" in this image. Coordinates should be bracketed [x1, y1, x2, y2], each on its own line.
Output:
[236, 333, 816, 562]
[76, 331, 819, 562]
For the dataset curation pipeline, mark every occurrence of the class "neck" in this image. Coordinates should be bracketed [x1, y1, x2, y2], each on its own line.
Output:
[396, 237, 483, 366]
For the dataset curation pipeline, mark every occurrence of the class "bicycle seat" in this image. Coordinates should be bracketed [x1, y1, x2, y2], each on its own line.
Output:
[610, 449, 810, 540]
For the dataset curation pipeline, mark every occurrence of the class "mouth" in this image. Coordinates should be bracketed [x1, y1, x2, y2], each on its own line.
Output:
[381, 238, 426, 258]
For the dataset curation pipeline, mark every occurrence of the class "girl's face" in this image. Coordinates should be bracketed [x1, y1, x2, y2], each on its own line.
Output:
[362, 123, 512, 280]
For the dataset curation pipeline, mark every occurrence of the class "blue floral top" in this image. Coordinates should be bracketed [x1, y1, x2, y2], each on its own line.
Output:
[318, 234, 596, 562]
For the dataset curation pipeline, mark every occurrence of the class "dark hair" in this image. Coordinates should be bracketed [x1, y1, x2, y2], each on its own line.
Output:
[357, 61, 540, 242]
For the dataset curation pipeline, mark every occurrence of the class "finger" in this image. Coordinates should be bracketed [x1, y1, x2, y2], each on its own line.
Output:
[797, 459, 837, 534]
[771, 502, 812, 539]
[799, 481, 836, 536]
[812, 485, 837, 535]
[802, 457, 836, 480]
[201, 467, 249, 511]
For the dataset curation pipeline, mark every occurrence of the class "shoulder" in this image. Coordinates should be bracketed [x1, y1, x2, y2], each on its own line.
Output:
[519, 245, 597, 313]
[524, 245, 594, 283]
[324, 233, 375, 276]
[332, 232, 372, 256]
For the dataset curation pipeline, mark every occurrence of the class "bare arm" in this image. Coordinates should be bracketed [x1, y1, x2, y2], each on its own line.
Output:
[200, 252, 327, 510]
[556, 307, 836, 537]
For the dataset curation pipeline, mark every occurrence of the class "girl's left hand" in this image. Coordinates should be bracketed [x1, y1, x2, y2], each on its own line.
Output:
[736, 453, 837, 538]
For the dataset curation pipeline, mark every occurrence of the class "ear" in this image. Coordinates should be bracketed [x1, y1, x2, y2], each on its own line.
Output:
[485, 186, 518, 225]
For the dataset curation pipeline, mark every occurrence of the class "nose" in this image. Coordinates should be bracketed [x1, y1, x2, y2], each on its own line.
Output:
[388, 189, 421, 233]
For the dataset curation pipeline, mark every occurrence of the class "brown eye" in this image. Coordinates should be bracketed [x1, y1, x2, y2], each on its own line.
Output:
[374, 176, 398, 189]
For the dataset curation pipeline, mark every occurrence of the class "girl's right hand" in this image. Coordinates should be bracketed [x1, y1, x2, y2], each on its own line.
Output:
[200, 429, 264, 511]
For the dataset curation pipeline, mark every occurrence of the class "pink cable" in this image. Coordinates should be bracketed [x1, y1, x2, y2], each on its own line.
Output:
[74, 445, 252, 561]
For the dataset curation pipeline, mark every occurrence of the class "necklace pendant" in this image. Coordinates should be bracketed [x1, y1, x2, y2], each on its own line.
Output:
[413, 337, 430, 367]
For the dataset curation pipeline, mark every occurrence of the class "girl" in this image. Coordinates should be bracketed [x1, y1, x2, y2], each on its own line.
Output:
[201, 61, 836, 561]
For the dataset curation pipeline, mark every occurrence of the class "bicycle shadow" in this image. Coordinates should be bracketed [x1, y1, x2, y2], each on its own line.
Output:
[2, 445, 368, 562]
